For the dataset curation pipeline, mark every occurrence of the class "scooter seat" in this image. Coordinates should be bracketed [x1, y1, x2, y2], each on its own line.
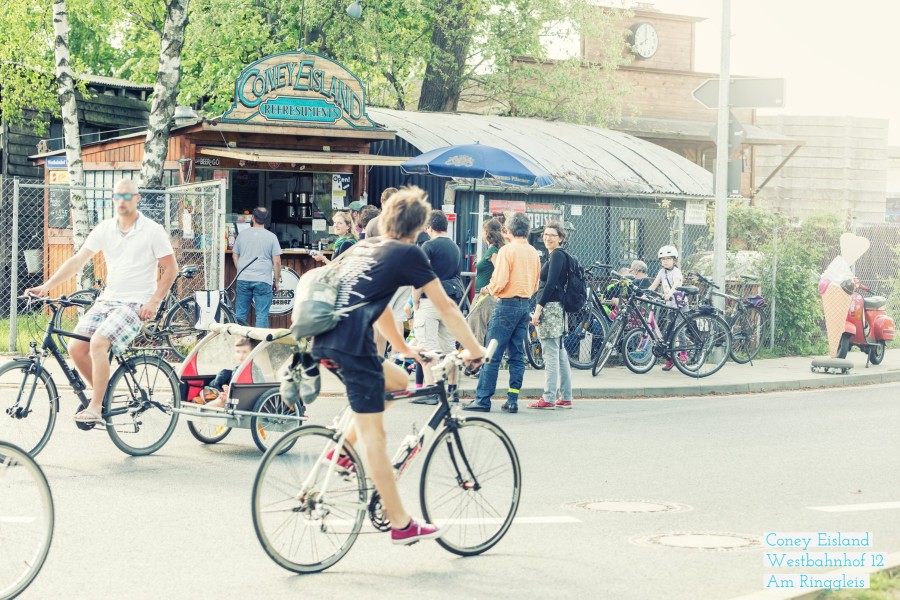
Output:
[864, 296, 886, 309]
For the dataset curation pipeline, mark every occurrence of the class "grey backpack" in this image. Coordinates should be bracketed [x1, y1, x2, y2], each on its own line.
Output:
[289, 252, 367, 340]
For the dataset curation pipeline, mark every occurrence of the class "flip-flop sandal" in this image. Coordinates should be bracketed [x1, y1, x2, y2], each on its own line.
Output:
[73, 409, 106, 426]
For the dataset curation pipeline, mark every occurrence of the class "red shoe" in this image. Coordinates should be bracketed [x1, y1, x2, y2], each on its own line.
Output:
[555, 400, 573, 409]
[391, 517, 444, 545]
[324, 449, 355, 473]
[662, 360, 675, 371]
[528, 399, 556, 410]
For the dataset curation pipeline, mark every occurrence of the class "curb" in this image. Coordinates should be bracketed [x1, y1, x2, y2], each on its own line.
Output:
[452, 369, 900, 400]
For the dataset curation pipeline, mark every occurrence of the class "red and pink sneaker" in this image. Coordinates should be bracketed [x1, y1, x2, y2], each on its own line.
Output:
[391, 517, 444, 545]
[324, 449, 355, 473]
[528, 399, 556, 410]
[555, 400, 573, 409]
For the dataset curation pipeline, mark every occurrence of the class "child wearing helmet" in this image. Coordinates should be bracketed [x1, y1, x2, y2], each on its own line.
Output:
[649, 245, 686, 370]
[649, 245, 684, 306]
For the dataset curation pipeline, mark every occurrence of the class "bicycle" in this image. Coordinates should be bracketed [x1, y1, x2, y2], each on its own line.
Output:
[0, 296, 181, 457]
[591, 273, 733, 378]
[0, 440, 54, 599]
[251, 340, 522, 574]
[563, 263, 613, 369]
[524, 297, 545, 369]
[688, 272, 767, 364]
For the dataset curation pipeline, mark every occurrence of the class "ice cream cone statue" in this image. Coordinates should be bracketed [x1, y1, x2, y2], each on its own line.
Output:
[819, 233, 871, 357]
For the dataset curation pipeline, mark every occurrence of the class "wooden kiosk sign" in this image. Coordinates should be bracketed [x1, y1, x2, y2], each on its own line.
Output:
[222, 50, 378, 130]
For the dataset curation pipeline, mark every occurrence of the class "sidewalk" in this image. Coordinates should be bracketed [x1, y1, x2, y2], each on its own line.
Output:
[319, 348, 900, 400]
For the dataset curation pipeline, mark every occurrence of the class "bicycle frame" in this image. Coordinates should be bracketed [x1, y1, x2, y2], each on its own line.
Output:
[304, 360, 485, 514]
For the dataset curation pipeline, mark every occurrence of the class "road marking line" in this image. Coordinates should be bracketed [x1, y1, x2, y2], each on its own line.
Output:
[514, 516, 581, 524]
[808, 501, 900, 512]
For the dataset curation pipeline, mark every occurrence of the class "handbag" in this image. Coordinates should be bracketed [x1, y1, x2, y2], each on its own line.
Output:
[440, 276, 464, 302]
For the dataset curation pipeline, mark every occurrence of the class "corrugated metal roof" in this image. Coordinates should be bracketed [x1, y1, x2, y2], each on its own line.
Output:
[84, 75, 154, 91]
[367, 108, 713, 198]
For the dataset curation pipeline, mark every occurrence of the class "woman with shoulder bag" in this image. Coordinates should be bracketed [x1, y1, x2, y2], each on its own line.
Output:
[529, 221, 573, 410]
[467, 218, 505, 344]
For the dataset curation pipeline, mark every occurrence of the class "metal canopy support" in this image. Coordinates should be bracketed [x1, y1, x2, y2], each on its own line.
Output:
[712, 0, 732, 306]
[750, 143, 805, 199]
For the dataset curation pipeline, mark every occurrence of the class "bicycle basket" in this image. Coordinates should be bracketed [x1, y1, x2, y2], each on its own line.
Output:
[744, 295, 767, 309]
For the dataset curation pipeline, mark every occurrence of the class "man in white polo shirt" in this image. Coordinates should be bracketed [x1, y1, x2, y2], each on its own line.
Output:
[25, 179, 177, 426]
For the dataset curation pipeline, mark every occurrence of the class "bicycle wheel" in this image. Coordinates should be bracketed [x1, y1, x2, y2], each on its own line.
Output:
[187, 421, 232, 444]
[103, 355, 180, 456]
[524, 323, 545, 370]
[252, 426, 367, 574]
[420, 417, 521, 556]
[729, 306, 765, 364]
[0, 441, 54, 599]
[52, 289, 97, 353]
[0, 361, 57, 457]
[591, 317, 624, 376]
[622, 328, 656, 374]
[250, 389, 302, 454]
[162, 297, 235, 362]
[670, 313, 732, 378]
[564, 307, 607, 369]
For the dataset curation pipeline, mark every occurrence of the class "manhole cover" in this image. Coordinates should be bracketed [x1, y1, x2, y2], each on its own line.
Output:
[633, 532, 761, 551]
[566, 500, 692, 514]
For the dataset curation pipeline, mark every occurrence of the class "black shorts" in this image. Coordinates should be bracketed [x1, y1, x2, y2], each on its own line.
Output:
[313, 348, 386, 414]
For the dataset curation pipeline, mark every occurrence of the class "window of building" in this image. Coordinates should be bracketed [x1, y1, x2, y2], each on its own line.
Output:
[620, 217, 643, 263]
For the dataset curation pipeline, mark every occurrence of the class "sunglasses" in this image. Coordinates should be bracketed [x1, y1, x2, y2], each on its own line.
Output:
[113, 192, 137, 201]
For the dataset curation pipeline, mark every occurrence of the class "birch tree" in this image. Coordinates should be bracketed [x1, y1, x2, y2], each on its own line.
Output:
[52, 0, 94, 289]
[139, 0, 190, 188]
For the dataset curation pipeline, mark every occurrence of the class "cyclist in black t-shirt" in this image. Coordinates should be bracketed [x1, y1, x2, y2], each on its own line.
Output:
[312, 187, 486, 546]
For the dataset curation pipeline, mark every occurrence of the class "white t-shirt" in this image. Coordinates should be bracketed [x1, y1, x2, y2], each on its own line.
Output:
[84, 211, 174, 304]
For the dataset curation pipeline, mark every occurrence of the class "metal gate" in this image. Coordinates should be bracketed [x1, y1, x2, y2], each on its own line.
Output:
[2, 177, 225, 352]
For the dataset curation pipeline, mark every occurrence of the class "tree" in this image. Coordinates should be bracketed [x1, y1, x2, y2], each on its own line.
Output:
[140, 0, 191, 188]
[52, 1, 89, 256]
[418, 0, 476, 112]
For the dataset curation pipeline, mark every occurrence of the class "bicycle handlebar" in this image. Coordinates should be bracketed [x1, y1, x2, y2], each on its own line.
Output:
[688, 272, 719, 289]
[20, 294, 93, 308]
[418, 339, 499, 377]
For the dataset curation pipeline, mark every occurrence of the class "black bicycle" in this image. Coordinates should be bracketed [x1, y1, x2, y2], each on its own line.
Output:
[591, 273, 733, 378]
[252, 340, 521, 574]
[1, 296, 181, 457]
[563, 263, 613, 369]
[689, 272, 767, 364]
[524, 296, 545, 369]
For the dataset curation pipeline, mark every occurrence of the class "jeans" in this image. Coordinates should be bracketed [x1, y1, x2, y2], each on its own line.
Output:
[474, 298, 530, 407]
[541, 336, 572, 403]
[235, 280, 273, 328]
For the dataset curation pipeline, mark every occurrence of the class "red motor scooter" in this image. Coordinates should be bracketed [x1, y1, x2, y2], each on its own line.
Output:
[837, 278, 895, 364]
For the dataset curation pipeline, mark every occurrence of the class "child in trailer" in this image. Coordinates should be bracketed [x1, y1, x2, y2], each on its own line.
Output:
[195, 336, 255, 407]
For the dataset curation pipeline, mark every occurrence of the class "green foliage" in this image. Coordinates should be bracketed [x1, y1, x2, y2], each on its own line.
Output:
[759, 214, 843, 356]
[465, 1, 632, 124]
[726, 202, 777, 250]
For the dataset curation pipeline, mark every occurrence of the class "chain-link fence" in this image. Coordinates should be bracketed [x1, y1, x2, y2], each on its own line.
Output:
[1, 176, 225, 352]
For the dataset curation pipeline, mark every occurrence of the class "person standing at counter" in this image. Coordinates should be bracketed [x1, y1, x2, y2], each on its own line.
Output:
[233, 207, 282, 328]
[313, 210, 357, 265]
[348, 200, 367, 237]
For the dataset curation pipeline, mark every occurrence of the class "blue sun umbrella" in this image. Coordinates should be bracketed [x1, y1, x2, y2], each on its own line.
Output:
[400, 143, 554, 188]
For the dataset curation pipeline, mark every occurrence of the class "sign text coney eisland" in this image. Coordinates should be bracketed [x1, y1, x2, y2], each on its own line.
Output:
[222, 50, 378, 130]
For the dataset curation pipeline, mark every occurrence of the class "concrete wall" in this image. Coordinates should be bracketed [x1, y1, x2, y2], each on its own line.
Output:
[753, 115, 888, 224]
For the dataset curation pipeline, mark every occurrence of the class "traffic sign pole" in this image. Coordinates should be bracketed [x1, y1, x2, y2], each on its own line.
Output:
[712, 0, 731, 309]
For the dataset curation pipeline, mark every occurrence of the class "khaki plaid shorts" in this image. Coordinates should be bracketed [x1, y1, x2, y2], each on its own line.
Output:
[75, 300, 144, 353]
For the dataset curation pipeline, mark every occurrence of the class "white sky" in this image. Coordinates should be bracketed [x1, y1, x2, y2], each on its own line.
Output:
[626, 0, 900, 145]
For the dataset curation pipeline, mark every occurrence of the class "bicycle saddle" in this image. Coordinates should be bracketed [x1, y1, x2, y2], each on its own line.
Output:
[181, 265, 199, 278]
[676, 286, 699, 296]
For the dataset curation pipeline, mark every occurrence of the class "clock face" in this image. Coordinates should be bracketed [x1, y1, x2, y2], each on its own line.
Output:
[632, 23, 659, 59]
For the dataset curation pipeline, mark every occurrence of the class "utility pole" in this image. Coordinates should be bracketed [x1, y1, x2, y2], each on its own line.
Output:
[712, 0, 731, 306]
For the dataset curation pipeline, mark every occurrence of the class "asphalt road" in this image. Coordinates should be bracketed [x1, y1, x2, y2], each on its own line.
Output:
[16, 382, 900, 600]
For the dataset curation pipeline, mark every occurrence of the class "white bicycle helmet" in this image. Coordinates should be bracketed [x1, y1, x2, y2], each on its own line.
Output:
[658, 245, 679, 259]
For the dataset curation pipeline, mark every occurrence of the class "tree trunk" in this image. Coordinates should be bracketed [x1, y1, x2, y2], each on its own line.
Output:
[52, 0, 90, 288]
[140, 0, 190, 189]
[418, 0, 472, 112]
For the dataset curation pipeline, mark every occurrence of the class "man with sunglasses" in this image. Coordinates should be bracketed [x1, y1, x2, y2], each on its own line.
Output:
[25, 179, 177, 426]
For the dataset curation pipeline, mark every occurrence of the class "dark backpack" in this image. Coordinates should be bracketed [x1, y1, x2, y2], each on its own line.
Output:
[559, 250, 587, 313]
